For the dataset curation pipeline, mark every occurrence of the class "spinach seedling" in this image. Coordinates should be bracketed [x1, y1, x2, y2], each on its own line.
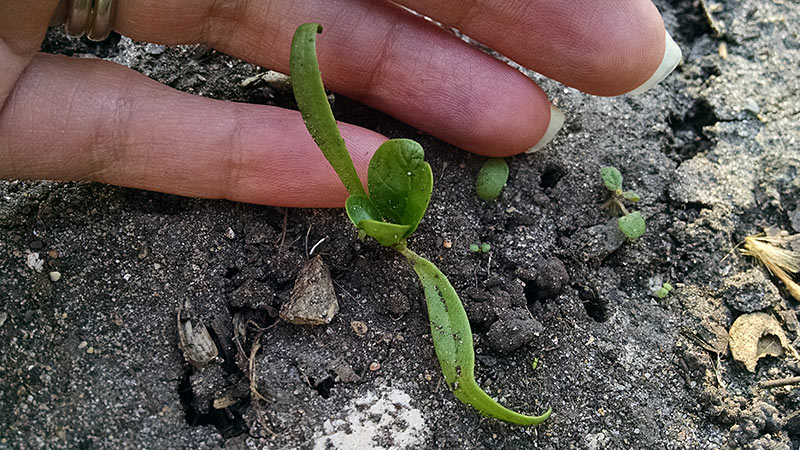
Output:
[290, 23, 550, 426]
[600, 166, 646, 239]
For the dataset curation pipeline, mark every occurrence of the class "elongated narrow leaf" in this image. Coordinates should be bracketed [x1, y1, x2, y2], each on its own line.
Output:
[367, 139, 433, 237]
[290, 23, 366, 198]
[400, 248, 551, 425]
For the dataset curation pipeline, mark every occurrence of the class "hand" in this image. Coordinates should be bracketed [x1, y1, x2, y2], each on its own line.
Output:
[0, 0, 680, 207]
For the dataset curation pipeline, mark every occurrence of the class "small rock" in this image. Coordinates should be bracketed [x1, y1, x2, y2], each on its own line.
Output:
[49, 271, 61, 282]
[721, 268, 780, 312]
[327, 358, 361, 383]
[224, 227, 236, 240]
[442, 239, 452, 249]
[78, 341, 88, 349]
[791, 208, 800, 233]
[0, 312, 7, 327]
[350, 321, 368, 336]
[48, 249, 60, 259]
[531, 258, 569, 301]
[369, 361, 381, 371]
[25, 252, 44, 272]
[280, 255, 339, 325]
[485, 309, 544, 353]
[29, 239, 44, 250]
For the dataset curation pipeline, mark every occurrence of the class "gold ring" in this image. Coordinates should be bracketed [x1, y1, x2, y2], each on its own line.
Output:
[65, 0, 116, 42]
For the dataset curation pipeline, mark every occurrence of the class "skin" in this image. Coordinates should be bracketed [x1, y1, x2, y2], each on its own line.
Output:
[0, 0, 666, 207]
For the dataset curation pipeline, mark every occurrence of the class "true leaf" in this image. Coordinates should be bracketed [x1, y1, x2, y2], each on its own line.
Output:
[618, 211, 646, 239]
[600, 166, 623, 193]
[622, 190, 640, 202]
[290, 23, 367, 198]
[367, 139, 433, 236]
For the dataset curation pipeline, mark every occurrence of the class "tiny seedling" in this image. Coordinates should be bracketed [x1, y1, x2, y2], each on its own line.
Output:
[469, 242, 492, 254]
[655, 282, 673, 298]
[600, 166, 645, 239]
[290, 23, 550, 425]
[476, 158, 509, 201]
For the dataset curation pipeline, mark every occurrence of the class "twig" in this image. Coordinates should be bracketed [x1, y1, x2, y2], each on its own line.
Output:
[759, 376, 800, 389]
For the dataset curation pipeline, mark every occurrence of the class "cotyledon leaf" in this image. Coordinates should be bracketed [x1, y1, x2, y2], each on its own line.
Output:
[290, 23, 367, 198]
[359, 220, 411, 247]
[367, 139, 433, 237]
[399, 246, 551, 425]
[345, 195, 381, 228]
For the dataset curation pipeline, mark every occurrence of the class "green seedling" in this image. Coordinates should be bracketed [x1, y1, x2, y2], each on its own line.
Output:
[600, 166, 646, 239]
[476, 158, 509, 201]
[290, 23, 550, 426]
[655, 282, 674, 299]
[469, 242, 492, 254]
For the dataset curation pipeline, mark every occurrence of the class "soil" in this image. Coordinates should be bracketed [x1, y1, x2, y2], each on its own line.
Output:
[2, 0, 800, 448]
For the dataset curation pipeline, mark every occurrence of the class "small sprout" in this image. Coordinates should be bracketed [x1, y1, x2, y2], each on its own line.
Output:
[470, 243, 492, 254]
[622, 191, 640, 202]
[655, 282, 673, 299]
[618, 212, 646, 240]
[532, 358, 539, 371]
[599, 166, 646, 240]
[475, 158, 509, 201]
[600, 166, 623, 194]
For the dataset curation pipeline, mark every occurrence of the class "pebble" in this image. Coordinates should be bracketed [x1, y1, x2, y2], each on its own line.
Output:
[78, 341, 88, 349]
[350, 321, 368, 336]
[0, 312, 7, 327]
[369, 361, 381, 371]
[224, 227, 236, 240]
[442, 240, 452, 249]
[49, 271, 61, 282]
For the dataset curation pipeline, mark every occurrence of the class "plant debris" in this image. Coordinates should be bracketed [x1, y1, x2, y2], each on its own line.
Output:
[728, 312, 798, 372]
[741, 233, 800, 301]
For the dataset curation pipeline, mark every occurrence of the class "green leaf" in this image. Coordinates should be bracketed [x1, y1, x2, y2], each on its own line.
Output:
[480, 243, 492, 253]
[399, 247, 551, 426]
[469, 243, 480, 253]
[475, 158, 509, 201]
[290, 23, 367, 198]
[345, 195, 380, 228]
[367, 139, 433, 237]
[600, 166, 623, 193]
[618, 211, 646, 239]
[622, 190, 640, 202]
[359, 219, 411, 247]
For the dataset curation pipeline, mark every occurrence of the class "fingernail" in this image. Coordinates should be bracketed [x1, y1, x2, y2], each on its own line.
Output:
[526, 105, 565, 153]
[627, 30, 682, 96]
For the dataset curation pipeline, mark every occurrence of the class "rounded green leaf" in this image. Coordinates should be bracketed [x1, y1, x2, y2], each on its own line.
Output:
[480, 243, 491, 253]
[475, 158, 509, 201]
[469, 243, 480, 253]
[367, 139, 433, 237]
[618, 211, 646, 239]
[600, 166, 623, 193]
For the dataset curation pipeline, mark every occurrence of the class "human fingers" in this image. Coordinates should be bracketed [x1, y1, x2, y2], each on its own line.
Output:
[0, 54, 386, 208]
[78, 0, 557, 156]
[395, 0, 680, 97]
